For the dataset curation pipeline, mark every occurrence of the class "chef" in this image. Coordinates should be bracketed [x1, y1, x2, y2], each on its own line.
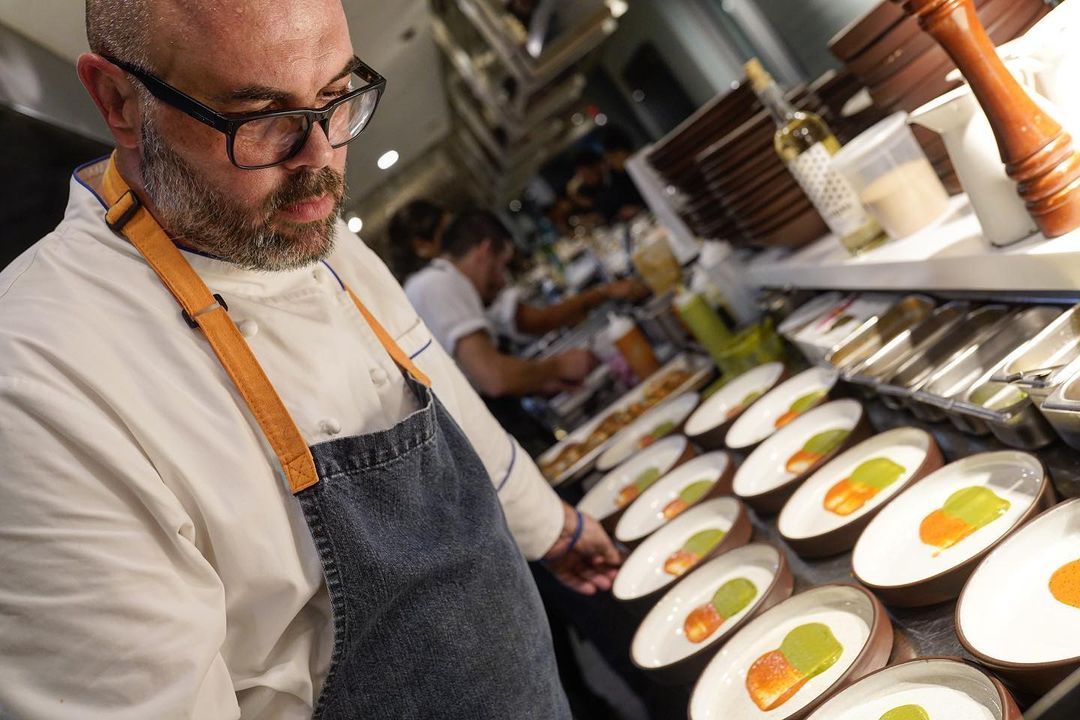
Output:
[0, 1, 622, 718]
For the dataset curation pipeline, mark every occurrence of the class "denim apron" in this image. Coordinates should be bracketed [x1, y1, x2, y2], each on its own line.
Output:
[99, 156, 570, 720]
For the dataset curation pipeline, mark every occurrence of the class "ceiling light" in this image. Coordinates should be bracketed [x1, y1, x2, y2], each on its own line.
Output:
[347, 216, 363, 233]
[377, 150, 400, 170]
[595, 113, 608, 126]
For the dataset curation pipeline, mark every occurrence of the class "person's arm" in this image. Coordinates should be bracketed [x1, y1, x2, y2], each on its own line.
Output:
[514, 278, 650, 336]
[454, 330, 594, 397]
[0, 377, 239, 719]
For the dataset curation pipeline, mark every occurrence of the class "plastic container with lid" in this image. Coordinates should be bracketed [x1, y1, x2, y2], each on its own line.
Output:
[830, 112, 950, 241]
[607, 313, 660, 383]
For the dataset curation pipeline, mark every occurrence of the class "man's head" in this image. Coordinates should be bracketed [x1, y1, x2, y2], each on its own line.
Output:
[388, 199, 449, 280]
[441, 209, 513, 305]
[573, 150, 606, 188]
[80, 0, 359, 271]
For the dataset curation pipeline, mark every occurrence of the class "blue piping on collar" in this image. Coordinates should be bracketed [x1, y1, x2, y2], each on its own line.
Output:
[320, 261, 346, 291]
[496, 434, 517, 492]
[408, 338, 433, 360]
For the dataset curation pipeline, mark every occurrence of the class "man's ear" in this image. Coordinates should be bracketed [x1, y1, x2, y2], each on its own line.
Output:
[76, 53, 143, 150]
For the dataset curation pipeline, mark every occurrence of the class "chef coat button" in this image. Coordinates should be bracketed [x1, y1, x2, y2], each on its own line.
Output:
[237, 319, 259, 338]
[320, 418, 342, 435]
[370, 367, 389, 385]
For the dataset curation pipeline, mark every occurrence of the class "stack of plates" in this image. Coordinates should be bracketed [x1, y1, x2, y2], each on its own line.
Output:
[646, 83, 759, 240]
[828, 0, 1052, 194]
[695, 88, 832, 249]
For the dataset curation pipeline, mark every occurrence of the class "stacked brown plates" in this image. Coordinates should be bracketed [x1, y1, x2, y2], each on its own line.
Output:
[694, 88, 832, 249]
[809, 69, 888, 144]
[829, 0, 1052, 194]
[646, 83, 759, 239]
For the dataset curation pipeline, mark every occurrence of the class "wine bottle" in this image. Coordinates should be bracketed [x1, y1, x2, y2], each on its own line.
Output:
[744, 59, 885, 254]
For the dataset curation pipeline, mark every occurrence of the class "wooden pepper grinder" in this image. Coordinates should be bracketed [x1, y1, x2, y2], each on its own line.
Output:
[893, 0, 1080, 238]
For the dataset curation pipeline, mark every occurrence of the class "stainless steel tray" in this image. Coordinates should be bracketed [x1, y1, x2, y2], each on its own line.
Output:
[824, 294, 936, 373]
[844, 302, 969, 390]
[536, 353, 715, 487]
[877, 305, 1012, 418]
[1040, 363, 1080, 452]
[915, 306, 1064, 435]
[991, 302, 1080, 405]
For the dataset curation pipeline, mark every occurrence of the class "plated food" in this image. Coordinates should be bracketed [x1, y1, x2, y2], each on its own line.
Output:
[596, 392, 702, 472]
[853, 451, 1052, 607]
[804, 657, 1021, 720]
[957, 497, 1080, 694]
[688, 584, 892, 720]
[614, 497, 752, 613]
[726, 367, 840, 452]
[733, 400, 869, 513]
[576, 435, 695, 532]
[685, 362, 787, 450]
[779, 428, 943, 557]
[536, 355, 710, 484]
[615, 452, 734, 546]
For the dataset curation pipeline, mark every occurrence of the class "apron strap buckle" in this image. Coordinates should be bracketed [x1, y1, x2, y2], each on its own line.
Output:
[105, 190, 142, 233]
[182, 293, 229, 328]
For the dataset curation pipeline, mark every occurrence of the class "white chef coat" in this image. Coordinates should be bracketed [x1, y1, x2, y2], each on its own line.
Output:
[0, 157, 564, 720]
[403, 257, 523, 355]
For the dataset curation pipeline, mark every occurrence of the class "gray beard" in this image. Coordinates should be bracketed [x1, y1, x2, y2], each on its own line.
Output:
[139, 116, 345, 272]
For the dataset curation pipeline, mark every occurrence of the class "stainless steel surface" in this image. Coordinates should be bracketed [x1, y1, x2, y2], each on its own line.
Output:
[916, 306, 1065, 434]
[845, 302, 969, 389]
[824, 294, 936, 373]
[878, 305, 1012, 416]
[951, 377, 1057, 449]
[992, 303, 1080, 405]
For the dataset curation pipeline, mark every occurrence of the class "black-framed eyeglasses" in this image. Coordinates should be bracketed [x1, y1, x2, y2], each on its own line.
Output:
[104, 55, 386, 170]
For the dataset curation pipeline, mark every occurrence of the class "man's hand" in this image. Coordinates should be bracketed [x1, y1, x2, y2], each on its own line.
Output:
[543, 503, 623, 595]
[554, 348, 598, 384]
[602, 278, 650, 303]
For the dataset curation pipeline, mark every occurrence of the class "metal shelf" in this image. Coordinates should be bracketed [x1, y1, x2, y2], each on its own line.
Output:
[747, 196, 1080, 302]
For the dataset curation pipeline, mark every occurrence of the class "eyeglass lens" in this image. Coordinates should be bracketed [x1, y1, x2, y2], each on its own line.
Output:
[232, 90, 380, 167]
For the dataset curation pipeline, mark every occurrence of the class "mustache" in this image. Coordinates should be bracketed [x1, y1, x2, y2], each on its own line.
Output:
[266, 168, 346, 215]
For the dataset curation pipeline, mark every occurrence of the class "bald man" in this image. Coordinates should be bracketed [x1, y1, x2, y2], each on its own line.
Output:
[0, 2, 622, 718]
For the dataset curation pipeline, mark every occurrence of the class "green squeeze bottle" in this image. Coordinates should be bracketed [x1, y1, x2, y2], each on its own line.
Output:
[675, 287, 733, 366]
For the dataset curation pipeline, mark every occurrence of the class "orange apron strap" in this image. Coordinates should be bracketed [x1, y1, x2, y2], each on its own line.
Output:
[99, 154, 429, 494]
[346, 288, 432, 388]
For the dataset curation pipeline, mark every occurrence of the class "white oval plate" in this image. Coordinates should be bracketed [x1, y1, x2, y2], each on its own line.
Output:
[577, 435, 689, 523]
[615, 452, 733, 544]
[806, 658, 1008, 720]
[959, 498, 1080, 666]
[733, 400, 863, 500]
[633, 544, 783, 671]
[853, 451, 1044, 591]
[779, 428, 932, 541]
[689, 585, 876, 720]
[685, 363, 786, 439]
[726, 367, 839, 450]
[614, 497, 744, 603]
[597, 392, 701, 472]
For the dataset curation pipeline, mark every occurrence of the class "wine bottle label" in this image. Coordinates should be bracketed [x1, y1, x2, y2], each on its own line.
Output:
[786, 143, 872, 238]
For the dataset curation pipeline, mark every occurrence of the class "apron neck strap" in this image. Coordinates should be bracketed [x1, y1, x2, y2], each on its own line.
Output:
[99, 153, 428, 494]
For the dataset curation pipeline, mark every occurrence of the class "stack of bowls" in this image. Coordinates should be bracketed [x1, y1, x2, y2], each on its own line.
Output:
[695, 88, 832, 249]
[828, 0, 1052, 194]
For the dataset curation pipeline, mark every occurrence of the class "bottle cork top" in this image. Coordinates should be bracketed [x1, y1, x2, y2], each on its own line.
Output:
[744, 58, 774, 93]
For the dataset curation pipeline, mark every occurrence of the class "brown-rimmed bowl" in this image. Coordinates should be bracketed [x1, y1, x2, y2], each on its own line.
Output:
[804, 656, 1022, 720]
[577, 434, 697, 535]
[612, 496, 752, 616]
[957, 497, 1080, 695]
[687, 583, 893, 720]
[732, 400, 871, 514]
[631, 543, 794, 686]
[726, 367, 842, 453]
[615, 452, 736, 548]
[852, 450, 1054, 607]
[685, 362, 789, 451]
[778, 427, 944, 558]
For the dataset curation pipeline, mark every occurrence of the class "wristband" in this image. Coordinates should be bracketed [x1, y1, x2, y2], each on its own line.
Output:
[547, 509, 585, 564]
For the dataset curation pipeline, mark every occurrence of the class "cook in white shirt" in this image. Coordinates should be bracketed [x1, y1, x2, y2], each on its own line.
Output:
[405, 209, 646, 398]
[0, 1, 622, 718]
